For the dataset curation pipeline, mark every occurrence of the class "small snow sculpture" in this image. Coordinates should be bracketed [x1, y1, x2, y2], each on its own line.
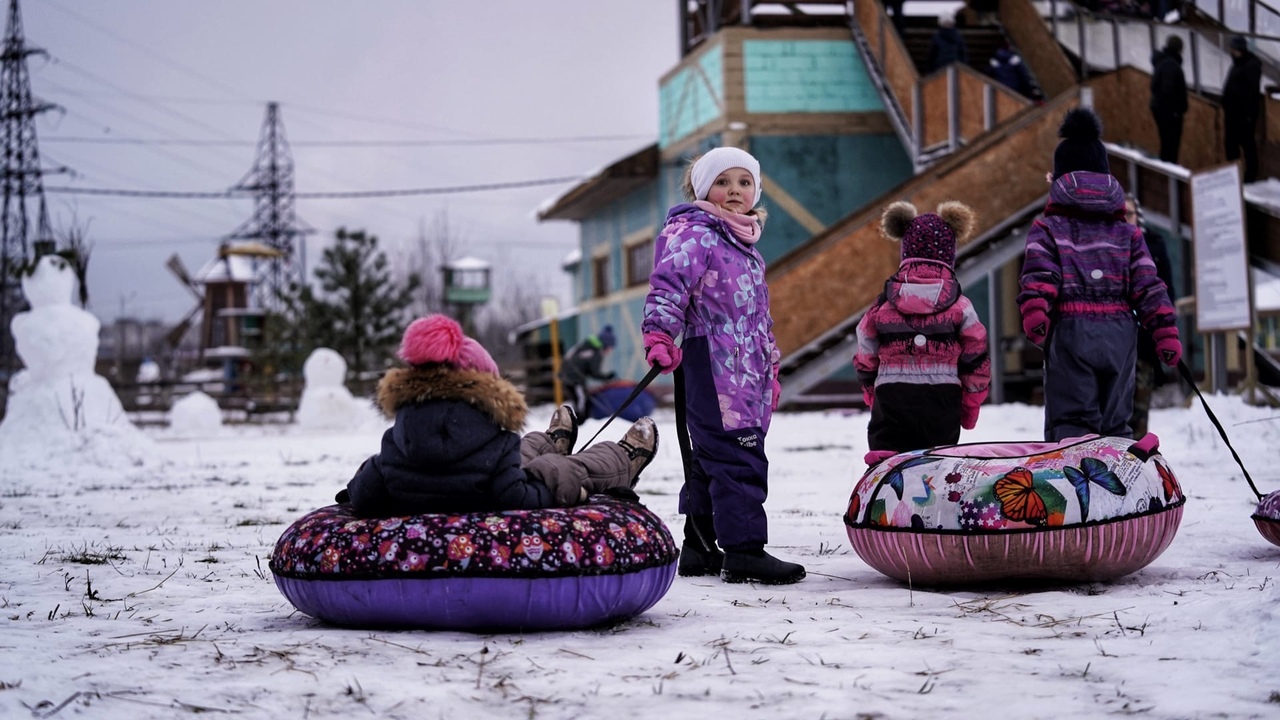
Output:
[168, 391, 223, 435]
[298, 348, 366, 430]
[136, 358, 160, 384]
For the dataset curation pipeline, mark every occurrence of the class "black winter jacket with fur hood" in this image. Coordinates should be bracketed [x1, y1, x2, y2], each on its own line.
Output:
[341, 364, 552, 517]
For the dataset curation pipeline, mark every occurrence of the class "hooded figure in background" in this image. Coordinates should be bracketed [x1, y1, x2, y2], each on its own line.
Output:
[928, 14, 969, 72]
[559, 325, 617, 420]
[1149, 35, 1188, 164]
[989, 44, 1037, 99]
[1223, 35, 1263, 182]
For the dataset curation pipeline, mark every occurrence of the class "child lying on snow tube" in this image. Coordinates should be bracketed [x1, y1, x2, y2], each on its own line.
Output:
[338, 314, 658, 515]
[270, 315, 676, 631]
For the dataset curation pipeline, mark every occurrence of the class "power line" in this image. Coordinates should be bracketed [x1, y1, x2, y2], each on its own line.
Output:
[41, 133, 650, 148]
[45, 175, 585, 199]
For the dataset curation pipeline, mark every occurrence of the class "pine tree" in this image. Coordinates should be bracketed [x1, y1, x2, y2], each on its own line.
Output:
[269, 228, 420, 378]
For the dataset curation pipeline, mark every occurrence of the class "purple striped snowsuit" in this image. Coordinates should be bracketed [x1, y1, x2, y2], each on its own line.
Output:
[1017, 171, 1178, 440]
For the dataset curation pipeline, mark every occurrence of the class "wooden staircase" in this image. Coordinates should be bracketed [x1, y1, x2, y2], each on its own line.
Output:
[769, 89, 1083, 382]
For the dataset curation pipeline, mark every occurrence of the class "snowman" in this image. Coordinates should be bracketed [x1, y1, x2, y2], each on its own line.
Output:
[297, 348, 369, 430]
[0, 253, 153, 465]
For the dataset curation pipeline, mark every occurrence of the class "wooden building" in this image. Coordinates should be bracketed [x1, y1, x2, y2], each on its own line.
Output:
[537, 3, 913, 392]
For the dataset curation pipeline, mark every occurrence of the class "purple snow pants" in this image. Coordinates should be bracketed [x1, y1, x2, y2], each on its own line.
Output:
[675, 336, 770, 552]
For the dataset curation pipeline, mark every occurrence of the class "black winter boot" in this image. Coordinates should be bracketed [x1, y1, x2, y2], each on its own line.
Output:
[677, 515, 723, 577]
[720, 548, 806, 585]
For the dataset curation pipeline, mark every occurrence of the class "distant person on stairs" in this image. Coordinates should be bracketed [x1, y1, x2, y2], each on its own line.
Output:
[989, 43, 1037, 99]
[1149, 35, 1188, 164]
[886, 0, 906, 33]
[1223, 35, 1263, 183]
[928, 14, 969, 72]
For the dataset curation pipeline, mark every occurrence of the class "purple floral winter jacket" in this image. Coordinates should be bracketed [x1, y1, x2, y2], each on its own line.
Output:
[1017, 171, 1177, 339]
[642, 204, 780, 432]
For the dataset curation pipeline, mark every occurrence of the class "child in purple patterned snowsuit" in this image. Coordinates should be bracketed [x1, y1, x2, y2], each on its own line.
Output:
[1018, 108, 1181, 441]
[641, 147, 805, 585]
[855, 200, 991, 454]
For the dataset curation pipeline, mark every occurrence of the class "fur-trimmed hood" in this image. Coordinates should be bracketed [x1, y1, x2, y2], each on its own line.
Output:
[376, 365, 528, 432]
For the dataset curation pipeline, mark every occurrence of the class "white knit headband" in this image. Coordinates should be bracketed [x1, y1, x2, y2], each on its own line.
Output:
[690, 147, 762, 208]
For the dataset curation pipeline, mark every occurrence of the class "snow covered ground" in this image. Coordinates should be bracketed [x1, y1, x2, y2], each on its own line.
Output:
[1, 398, 1278, 719]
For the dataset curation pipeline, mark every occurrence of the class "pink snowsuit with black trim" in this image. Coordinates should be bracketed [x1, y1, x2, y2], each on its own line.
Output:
[855, 261, 991, 453]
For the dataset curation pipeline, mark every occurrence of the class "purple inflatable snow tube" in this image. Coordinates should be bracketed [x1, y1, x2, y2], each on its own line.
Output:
[270, 498, 678, 631]
[274, 566, 675, 631]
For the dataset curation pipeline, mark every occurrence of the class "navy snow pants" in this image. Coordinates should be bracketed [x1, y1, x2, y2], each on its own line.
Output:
[1042, 315, 1137, 441]
[676, 336, 769, 552]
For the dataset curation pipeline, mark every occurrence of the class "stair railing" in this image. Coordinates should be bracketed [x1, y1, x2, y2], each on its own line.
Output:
[1038, 0, 1280, 95]
[851, 0, 1034, 171]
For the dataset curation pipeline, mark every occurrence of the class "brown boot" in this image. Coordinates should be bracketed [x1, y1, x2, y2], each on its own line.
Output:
[547, 403, 578, 455]
[617, 417, 658, 486]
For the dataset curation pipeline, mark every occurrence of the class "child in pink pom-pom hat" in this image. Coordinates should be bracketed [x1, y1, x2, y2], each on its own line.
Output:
[337, 314, 659, 518]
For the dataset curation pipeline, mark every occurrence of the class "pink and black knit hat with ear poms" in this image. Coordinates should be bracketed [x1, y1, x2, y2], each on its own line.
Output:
[398, 314, 499, 376]
[880, 200, 976, 268]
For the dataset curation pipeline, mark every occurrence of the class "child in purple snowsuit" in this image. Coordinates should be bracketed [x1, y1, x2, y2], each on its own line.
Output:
[1018, 108, 1181, 441]
[641, 147, 805, 586]
[855, 201, 991, 455]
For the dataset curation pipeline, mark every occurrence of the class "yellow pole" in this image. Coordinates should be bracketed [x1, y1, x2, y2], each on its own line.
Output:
[549, 317, 563, 406]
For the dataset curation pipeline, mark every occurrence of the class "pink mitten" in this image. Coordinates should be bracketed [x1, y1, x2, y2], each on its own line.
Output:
[643, 332, 682, 374]
[1155, 335, 1182, 367]
[770, 378, 782, 412]
[862, 386, 874, 409]
[1021, 309, 1050, 346]
[960, 398, 981, 430]
[864, 449, 897, 466]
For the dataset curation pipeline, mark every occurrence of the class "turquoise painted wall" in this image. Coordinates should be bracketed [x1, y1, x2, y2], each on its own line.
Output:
[752, 134, 912, 262]
[659, 45, 724, 149]
[743, 40, 882, 113]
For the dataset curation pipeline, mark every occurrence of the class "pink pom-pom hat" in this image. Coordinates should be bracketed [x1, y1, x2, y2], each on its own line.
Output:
[398, 314, 498, 376]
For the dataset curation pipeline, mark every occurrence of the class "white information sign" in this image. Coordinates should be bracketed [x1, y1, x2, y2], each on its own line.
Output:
[1191, 163, 1252, 332]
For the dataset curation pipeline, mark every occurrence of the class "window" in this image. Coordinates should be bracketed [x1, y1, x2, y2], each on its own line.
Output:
[625, 239, 653, 287]
[591, 255, 609, 298]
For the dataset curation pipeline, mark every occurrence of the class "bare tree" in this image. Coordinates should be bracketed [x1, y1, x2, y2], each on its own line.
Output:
[56, 214, 94, 309]
[474, 266, 547, 365]
[397, 210, 461, 316]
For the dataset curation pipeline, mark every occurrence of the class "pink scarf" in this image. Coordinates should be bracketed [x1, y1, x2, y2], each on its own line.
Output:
[694, 200, 762, 245]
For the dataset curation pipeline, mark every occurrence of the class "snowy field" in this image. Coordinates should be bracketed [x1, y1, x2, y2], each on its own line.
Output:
[1, 398, 1278, 719]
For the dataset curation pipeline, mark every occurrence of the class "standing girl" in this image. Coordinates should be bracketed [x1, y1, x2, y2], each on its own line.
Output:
[641, 146, 805, 585]
[1018, 108, 1181, 441]
[855, 200, 991, 455]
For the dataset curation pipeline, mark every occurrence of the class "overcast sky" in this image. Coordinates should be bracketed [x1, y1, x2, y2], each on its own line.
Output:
[20, 1, 678, 323]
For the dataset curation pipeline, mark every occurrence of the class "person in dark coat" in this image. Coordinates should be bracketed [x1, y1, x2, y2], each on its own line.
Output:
[1223, 35, 1263, 182]
[1149, 35, 1188, 164]
[988, 45, 1037, 98]
[339, 315, 657, 518]
[558, 325, 616, 421]
[886, 0, 906, 33]
[928, 15, 969, 72]
[1125, 195, 1178, 438]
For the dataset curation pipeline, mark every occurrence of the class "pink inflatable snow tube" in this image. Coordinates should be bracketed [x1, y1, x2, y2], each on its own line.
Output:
[844, 434, 1185, 585]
